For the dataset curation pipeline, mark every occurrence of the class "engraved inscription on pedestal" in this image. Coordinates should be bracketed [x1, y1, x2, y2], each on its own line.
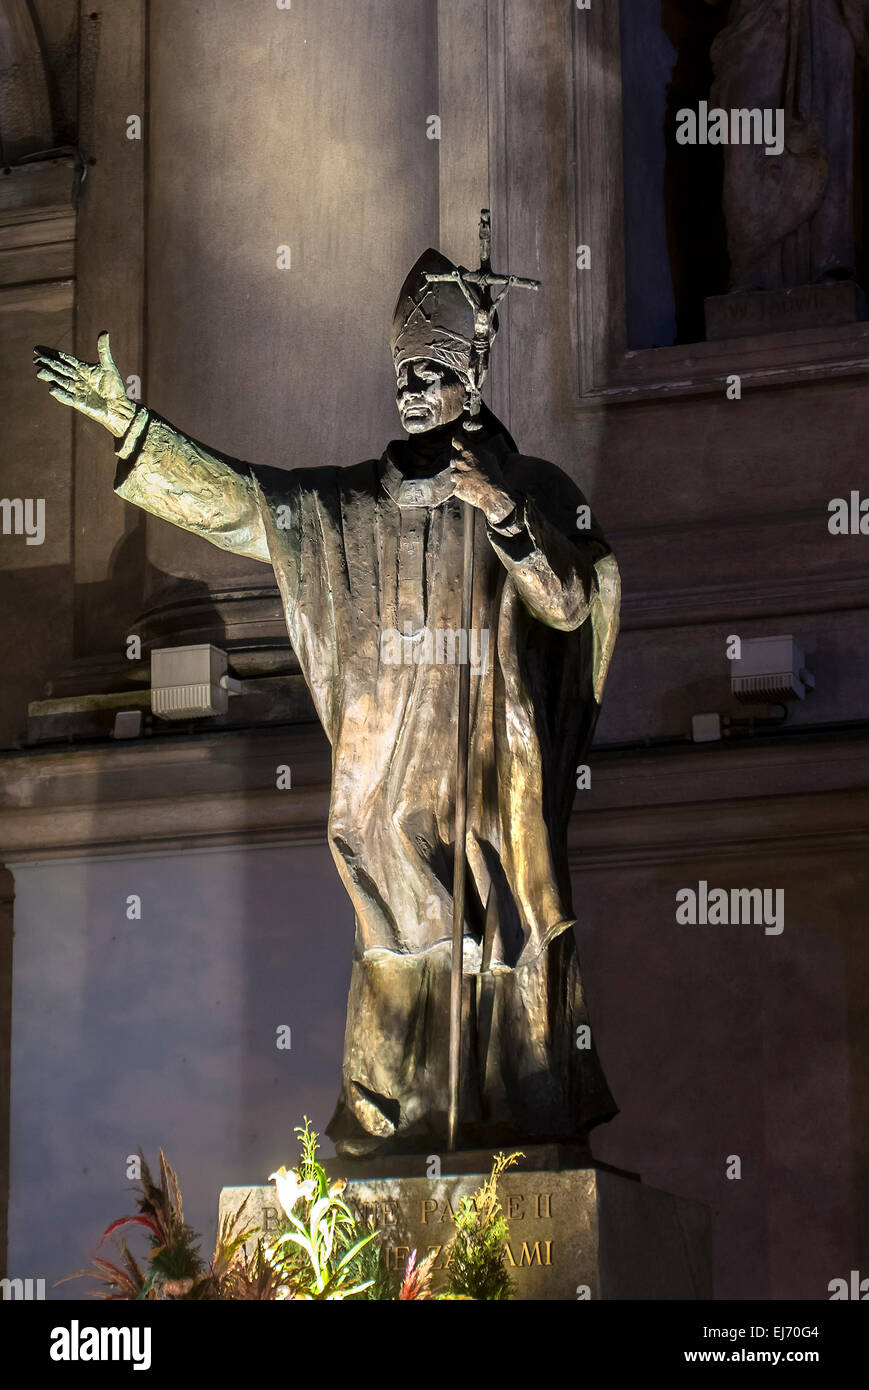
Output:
[704, 281, 864, 342]
[219, 1168, 711, 1300]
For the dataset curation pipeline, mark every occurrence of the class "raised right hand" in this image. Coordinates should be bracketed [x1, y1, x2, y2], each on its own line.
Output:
[33, 331, 137, 438]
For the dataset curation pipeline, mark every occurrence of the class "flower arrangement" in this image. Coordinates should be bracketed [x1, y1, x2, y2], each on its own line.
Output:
[64, 1119, 521, 1301]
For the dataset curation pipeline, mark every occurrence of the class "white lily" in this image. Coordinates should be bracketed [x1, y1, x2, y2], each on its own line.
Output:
[268, 1165, 317, 1219]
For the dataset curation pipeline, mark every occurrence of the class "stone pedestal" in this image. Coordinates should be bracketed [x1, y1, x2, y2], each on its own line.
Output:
[704, 280, 864, 341]
[219, 1154, 711, 1300]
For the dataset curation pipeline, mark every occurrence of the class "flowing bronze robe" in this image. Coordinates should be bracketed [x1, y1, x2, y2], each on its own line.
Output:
[114, 404, 620, 1154]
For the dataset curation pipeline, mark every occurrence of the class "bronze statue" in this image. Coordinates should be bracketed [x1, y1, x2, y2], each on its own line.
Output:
[33, 220, 620, 1158]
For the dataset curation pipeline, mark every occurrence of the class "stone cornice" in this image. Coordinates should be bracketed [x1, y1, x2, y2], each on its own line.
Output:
[1, 725, 868, 865]
[567, 790, 869, 870]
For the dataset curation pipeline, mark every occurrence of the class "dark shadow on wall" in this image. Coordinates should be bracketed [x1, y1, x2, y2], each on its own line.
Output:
[73, 516, 148, 668]
[618, 0, 730, 349]
[659, 0, 729, 345]
[0, 564, 73, 747]
[238, 745, 353, 1182]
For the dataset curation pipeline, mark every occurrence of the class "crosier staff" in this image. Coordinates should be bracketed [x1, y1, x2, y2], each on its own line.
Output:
[424, 209, 539, 1151]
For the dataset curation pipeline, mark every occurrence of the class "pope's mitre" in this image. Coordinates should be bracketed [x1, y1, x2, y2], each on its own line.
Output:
[391, 247, 496, 384]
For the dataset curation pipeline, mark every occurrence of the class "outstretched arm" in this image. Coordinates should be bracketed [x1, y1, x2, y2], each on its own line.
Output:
[33, 334, 270, 563]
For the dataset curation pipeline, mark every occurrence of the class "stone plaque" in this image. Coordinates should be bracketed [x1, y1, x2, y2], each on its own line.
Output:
[218, 1165, 711, 1300]
[704, 281, 864, 341]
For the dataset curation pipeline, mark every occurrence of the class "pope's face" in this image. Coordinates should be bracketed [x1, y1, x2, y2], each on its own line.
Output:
[396, 360, 466, 434]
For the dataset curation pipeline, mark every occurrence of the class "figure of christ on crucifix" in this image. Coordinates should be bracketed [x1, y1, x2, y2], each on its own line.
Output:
[33, 223, 621, 1159]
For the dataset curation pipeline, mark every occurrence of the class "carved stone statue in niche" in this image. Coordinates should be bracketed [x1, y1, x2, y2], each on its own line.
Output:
[706, 0, 869, 291]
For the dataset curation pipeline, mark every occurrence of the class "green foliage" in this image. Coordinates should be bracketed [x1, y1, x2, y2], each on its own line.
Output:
[136, 1150, 209, 1297]
[220, 1233, 285, 1301]
[442, 1151, 522, 1301]
[296, 1116, 319, 1181]
[343, 1214, 396, 1300]
[211, 1195, 278, 1300]
[263, 1118, 379, 1299]
[62, 1148, 261, 1300]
